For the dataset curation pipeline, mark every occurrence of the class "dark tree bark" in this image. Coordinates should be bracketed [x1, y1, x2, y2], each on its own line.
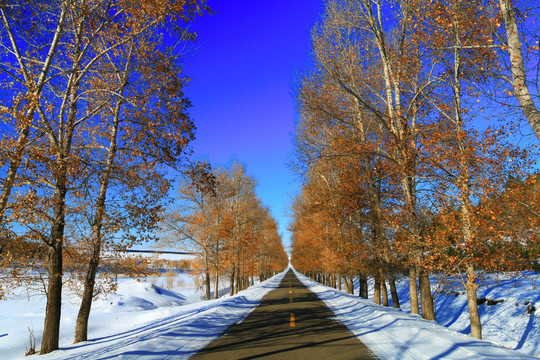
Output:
[40, 181, 67, 354]
[389, 274, 400, 309]
[359, 274, 368, 299]
[229, 265, 235, 296]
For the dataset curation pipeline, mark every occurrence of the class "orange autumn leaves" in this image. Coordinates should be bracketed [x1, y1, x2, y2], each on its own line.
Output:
[290, 0, 538, 338]
[160, 162, 288, 300]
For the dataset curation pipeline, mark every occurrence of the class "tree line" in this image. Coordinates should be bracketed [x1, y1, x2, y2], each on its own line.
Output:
[159, 161, 288, 301]
[0, 0, 210, 354]
[290, 0, 539, 341]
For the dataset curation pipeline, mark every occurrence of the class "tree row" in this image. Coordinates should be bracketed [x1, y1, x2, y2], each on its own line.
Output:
[160, 161, 288, 300]
[290, 0, 539, 340]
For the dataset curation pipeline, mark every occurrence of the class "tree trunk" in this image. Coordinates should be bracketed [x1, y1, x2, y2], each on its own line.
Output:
[359, 274, 368, 299]
[235, 267, 241, 293]
[409, 266, 419, 315]
[499, 0, 540, 140]
[381, 279, 389, 307]
[40, 183, 66, 354]
[453, 38, 482, 338]
[40, 19, 82, 351]
[418, 268, 435, 320]
[214, 274, 219, 299]
[205, 271, 211, 300]
[346, 275, 354, 294]
[229, 265, 235, 296]
[466, 263, 482, 339]
[374, 276, 381, 305]
[74, 240, 99, 343]
[389, 273, 400, 308]
[204, 252, 211, 300]
[337, 273, 342, 291]
[75, 69, 127, 342]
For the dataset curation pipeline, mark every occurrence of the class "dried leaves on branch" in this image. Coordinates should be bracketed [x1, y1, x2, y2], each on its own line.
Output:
[290, 0, 539, 341]
[0, 0, 209, 354]
[160, 161, 288, 301]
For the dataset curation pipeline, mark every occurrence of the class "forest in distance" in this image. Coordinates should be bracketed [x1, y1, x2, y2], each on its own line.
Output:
[289, 0, 539, 343]
[0, 0, 539, 357]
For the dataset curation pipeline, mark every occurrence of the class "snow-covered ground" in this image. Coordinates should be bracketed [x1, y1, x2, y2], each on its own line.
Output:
[294, 269, 539, 359]
[1, 271, 287, 360]
[0, 268, 538, 359]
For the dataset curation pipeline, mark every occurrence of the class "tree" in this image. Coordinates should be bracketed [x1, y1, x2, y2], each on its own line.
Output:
[161, 161, 218, 300]
[498, 0, 540, 140]
[0, 0, 207, 353]
[0, 1, 67, 224]
[160, 161, 287, 299]
[292, 0, 437, 319]
[74, 19, 198, 340]
[291, 0, 537, 332]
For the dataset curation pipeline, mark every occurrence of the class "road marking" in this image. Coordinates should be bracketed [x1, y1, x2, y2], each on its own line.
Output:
[290, 297, 293, 303]
[290, 313, 295, 327]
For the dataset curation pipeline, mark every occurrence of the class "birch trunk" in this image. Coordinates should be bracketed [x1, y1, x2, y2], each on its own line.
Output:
[499, 0, 540, 140]
[453, 33, 483, 339]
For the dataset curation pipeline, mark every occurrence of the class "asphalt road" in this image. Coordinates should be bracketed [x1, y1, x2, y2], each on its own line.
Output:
[190, 269, 377, 359]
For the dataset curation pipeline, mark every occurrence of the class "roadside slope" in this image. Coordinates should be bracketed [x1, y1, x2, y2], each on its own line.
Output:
[23, 271, 287, 360]
[293, 269, 536, 360]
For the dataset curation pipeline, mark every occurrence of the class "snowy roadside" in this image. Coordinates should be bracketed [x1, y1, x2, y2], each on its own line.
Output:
[3, 270, 287, 360]
[4, 268, 537, 359]
[294, 269, 537, 359]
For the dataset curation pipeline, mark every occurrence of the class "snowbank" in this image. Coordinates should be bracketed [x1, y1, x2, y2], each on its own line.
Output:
[293, 269, 538, 359]
[1, 271, 286, 359]
[2, 268, 537, 359]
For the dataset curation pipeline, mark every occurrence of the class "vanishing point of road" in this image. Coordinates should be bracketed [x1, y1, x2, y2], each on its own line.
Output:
[190, 269, 377, 359]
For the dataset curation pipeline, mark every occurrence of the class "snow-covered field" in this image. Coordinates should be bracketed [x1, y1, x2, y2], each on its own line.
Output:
[1, 271, 287, 360]
[0, 268, 538, 359]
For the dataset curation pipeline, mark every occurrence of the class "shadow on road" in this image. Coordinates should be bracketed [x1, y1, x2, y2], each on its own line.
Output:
[190, 269, 377, 360]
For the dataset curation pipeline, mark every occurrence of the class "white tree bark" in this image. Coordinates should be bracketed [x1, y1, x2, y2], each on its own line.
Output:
[499, 0, 540, 140]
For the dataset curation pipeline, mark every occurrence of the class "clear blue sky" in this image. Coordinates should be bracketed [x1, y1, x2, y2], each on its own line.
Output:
[182, 1, 322, 251]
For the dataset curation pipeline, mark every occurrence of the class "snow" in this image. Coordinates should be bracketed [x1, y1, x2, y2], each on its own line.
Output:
[293, 269, 539, 359]
[0, 271, 286, 360]
[0, 268, 538, 359]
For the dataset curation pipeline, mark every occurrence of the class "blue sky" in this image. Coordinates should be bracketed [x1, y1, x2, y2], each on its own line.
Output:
[182, 1, 322, 250]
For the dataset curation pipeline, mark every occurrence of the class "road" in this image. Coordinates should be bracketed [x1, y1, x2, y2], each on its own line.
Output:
[190, 269, 377, 359]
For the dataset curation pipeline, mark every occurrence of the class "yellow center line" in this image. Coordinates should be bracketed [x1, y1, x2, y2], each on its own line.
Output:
[290, 313, 295, 327]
